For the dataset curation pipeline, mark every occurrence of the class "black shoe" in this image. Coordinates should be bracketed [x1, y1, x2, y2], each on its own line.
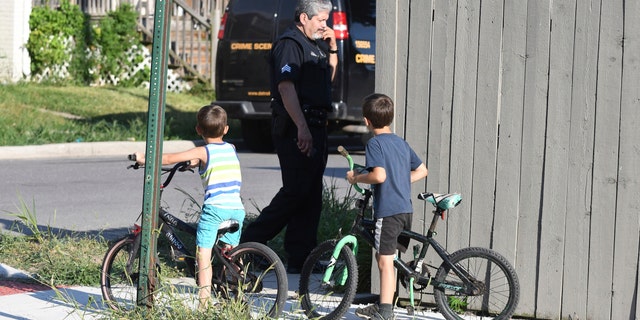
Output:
[355, 304, 396, 320]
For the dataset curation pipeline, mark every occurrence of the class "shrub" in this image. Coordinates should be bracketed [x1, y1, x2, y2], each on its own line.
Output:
[27, 1, 147, 87]
[26, 0, 90, 84]
[92, 4, 149, 87]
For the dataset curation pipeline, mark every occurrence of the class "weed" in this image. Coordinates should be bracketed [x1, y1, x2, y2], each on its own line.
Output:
[448, 296, 468, 314]
[7, 196, 49, 243]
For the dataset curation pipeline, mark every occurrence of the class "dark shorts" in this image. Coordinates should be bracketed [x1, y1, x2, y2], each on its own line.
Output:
[374, 213, 412, 256]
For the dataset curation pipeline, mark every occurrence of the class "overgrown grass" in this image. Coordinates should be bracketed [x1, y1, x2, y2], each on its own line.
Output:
[0, 83, 241, 146]
[1, 197, 108, 286]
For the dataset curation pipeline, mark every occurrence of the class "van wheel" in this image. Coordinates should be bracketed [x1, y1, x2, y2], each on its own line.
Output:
[241, 119, 274, 153]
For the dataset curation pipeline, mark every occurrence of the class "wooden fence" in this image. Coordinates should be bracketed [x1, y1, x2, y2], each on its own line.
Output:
[377, 0, 639, 319]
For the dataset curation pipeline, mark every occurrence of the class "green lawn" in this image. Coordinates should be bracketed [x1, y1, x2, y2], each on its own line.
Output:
[0, 83, 240, 146]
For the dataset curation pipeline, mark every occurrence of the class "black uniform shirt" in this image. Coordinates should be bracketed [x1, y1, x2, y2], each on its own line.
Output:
[270, 24, 332, 112]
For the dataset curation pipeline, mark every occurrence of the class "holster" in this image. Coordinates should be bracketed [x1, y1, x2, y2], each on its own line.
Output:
[302, 105, 328, 128]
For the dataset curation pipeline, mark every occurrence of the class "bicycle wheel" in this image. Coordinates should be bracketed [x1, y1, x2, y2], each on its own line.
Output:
[217, 242, 288, 319]
[299, 239, 358, 320]
[101, 235, 140, 311]
[434, 247, 520, 320]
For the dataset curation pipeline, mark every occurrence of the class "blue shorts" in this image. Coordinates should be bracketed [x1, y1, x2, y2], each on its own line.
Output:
[196, 205, 245, 249]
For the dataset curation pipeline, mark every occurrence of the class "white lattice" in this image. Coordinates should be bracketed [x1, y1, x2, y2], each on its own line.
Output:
[34, 38, 190, 92]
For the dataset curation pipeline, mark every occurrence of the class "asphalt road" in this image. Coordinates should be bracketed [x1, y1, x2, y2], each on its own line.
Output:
[0, 139, 364, 240]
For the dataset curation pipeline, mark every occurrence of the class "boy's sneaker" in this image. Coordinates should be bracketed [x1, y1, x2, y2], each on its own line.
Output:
[354, 304, 396, 320]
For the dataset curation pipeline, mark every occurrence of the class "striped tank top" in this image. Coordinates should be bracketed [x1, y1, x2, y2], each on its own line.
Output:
[199, 142, 243, 209]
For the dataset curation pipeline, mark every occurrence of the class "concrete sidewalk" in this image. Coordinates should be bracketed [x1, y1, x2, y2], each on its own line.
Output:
[0, 263, 449, 320]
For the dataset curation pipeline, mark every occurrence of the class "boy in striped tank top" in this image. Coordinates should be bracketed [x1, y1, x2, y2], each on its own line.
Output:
[133, 104, 245, 308]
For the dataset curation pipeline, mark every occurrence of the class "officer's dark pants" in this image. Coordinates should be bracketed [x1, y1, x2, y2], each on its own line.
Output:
[241, 114, 328, 268]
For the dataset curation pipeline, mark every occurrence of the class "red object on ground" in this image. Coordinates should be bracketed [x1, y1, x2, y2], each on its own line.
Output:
[0, 279, 52, 296]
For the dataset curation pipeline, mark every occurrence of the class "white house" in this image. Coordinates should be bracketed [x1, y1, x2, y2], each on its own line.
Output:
[0, 1, 31, 83]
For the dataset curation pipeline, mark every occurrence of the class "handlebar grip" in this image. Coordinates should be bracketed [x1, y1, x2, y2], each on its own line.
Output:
[337, 145, 349, 158]
[128, 154, 136, 161]
[338, 146, 365, 195]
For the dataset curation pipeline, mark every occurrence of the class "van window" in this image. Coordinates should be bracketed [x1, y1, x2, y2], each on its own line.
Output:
[226, 0, 277, 41]
[350, 0, 376, 26]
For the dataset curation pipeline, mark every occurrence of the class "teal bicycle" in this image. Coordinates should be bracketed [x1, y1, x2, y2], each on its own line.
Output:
[298, 146, 519, 320]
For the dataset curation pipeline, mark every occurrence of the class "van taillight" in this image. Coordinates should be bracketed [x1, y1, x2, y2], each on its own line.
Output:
[332, 11, 348, 40]
[218, 12, 227, 40]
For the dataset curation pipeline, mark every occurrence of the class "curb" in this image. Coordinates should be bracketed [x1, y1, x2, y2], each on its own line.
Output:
[0, 263, 31, 280]
[0, 141, 199, 160]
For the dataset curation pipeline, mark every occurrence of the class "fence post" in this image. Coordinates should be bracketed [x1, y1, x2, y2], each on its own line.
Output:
[136, 0, 172, 308]
[210, 0, 224, 86]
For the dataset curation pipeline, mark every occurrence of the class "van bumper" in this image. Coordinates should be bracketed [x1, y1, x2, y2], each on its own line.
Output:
[211, 101, 271, 119]
[213, 100, 350, 121]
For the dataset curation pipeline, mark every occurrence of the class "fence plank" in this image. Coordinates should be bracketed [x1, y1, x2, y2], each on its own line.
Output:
[468, 0, 502, 251]
[404, 0, 432, 234]
[515, 0, 550, 315]
[586, 0, 622, 318]
[396, 1, 435, 301]
[560, 0, 600, 318]
[493, 0, 526, 283]
[419, 0, 458, 282]
[611, 0, 640, 318]
[536, 1, 576, 317]
[620, 5, 640, 319]
[447, 0, 479, 252]
[374, 0, 411, 296]
[425, 0, 456, 201]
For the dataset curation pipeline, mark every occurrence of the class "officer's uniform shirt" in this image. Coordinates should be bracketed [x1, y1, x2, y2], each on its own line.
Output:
[270, 24, 332, 113]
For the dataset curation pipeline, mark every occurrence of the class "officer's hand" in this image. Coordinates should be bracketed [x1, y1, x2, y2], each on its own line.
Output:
[296, 127, 313, 157]
[322, 27, 337, 49]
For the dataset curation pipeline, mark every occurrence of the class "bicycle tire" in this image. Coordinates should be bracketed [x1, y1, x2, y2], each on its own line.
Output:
[217, 242, 288, 319]
[299, 239, 359, 320]
[434, 247, 520, 320]
[100, 235, 141, 311]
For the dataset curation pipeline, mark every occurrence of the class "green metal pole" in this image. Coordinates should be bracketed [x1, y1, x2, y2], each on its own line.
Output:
[137, 0, 172, 308]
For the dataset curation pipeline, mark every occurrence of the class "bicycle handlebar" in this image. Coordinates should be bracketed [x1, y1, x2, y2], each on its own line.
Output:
[337, 146, 366, 195]
[127, 154, 192, 188]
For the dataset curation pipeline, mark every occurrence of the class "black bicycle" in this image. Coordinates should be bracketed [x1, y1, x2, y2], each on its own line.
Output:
[298, 146, 520, 320]
[100, 158, 288, 318]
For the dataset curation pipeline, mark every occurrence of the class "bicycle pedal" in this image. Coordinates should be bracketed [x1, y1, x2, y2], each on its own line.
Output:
[171, 247, 187, 261]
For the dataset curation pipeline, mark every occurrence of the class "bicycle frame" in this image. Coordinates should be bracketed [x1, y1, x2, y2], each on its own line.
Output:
[128, 160, 245, 284]
[327, 147, 479, 310]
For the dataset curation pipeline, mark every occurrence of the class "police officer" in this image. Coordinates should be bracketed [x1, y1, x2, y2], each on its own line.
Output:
[240, 0, 338, 273]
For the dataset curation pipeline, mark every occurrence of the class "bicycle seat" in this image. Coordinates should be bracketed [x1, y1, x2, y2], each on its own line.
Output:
[218, 219, 240, 235]
[418, 192, 462, 210]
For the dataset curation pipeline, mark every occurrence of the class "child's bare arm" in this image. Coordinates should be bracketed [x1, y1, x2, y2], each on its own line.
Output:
[346, 167, 386, 185]
[133, 147, 206, 167]
[411, 163, 428, 183]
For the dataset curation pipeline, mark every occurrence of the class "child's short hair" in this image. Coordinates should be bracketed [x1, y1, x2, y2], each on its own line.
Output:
[197, 104, 227, 138]
[362, 93, 394, 128]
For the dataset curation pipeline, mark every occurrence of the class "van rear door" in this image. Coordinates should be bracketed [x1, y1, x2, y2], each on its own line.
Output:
[215, 0, 278, 111]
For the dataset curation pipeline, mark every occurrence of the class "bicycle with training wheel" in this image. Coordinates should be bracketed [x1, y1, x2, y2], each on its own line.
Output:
[298, 146, 520, 320]
[100, 157, 288, 318]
